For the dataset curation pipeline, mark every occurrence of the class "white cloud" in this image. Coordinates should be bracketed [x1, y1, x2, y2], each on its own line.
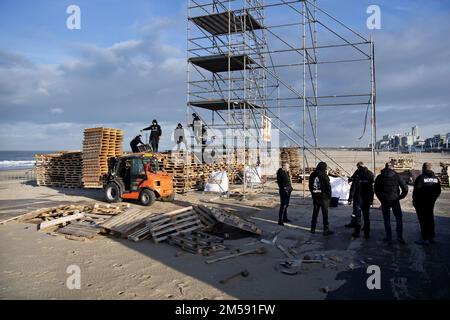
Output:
[50, 108, 64, 114]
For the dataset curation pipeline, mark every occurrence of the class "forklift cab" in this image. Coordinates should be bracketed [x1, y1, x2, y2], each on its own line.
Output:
[115, 156, 159, 192]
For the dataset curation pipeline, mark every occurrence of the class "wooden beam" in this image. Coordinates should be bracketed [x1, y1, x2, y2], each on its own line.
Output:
[38, 213, 85, 230]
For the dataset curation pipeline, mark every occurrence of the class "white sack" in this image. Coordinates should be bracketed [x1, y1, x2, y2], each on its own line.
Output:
[205, 171, 229, 193]
[329, 176, 351, 204]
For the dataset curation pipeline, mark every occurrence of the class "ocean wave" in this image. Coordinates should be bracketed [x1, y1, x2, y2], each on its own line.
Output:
[0, 160, 36, 169]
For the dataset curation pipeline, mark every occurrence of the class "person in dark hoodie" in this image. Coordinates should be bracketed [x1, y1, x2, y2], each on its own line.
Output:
[375, 163, 408, 244]
[276, 161, 293, 226]
[348, 164, 375, 239]
[309, 162, 334, 236]
[130, 135, 144, 153]
[413, 163, 441, 245]
[142, 119, 162, 152]
[345, 161, 364, 229]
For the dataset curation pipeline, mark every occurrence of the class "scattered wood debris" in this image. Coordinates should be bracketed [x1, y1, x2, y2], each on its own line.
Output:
[17, 203, 131, 239]
[38, 213, 85, 231]
[19, 203, 129, 225]
[205, 247, 267, 264]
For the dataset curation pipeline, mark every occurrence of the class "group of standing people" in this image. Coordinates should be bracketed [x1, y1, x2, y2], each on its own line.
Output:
[276, 160, 442, 245]
[129, 113, 210, 154]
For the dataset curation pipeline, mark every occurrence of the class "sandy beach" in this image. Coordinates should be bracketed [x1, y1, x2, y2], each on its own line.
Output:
[1, 161, 450, 300]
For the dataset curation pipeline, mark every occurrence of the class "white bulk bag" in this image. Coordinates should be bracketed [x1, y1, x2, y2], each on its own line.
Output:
[329, 176, 351, 204]
[204, 171, 229, 193]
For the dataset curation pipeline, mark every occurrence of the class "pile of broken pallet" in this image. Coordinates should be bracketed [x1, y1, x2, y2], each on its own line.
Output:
[16, 202, 263, 256]
[19, 203, 130, 240]
[126, 205, 262, 256]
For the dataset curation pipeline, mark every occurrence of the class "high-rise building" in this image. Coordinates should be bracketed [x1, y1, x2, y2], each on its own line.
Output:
[412, 125, 420, 138]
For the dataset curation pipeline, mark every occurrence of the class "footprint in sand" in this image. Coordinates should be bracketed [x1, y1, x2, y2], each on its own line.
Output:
[176, 281, 190, 296]
[112, 263, 123, 269]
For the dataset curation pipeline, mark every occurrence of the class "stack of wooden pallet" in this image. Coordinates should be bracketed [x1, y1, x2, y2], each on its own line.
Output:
[439, 162, 449, 188]
[35, 152, 83, 188]
[390, 156, 415, 172]
[158, 152, 244, 193]
[280, 147, 302, 182]
[82, 127, 123, 188]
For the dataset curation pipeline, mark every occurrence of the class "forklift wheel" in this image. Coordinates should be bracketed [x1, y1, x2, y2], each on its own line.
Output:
[105, 182, 122, 203]
[140, 189, 156, 206]
[161, 193, 175, 202]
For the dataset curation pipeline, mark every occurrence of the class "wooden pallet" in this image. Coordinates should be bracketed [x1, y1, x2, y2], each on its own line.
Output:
[58, 221, 102, 239]
[146, 207, 202, 243]
[167, 231, 226, 256]
[200, 205, 263, 235]
[100, 208, 156, 237]
[193, 205, 219, 229]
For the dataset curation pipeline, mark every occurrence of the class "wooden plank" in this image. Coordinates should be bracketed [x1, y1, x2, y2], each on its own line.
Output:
[58, 222, 101, 239]
[38, 213, 85, 230]
[128, 225, 151, 242]
[153, 224, 202, 243]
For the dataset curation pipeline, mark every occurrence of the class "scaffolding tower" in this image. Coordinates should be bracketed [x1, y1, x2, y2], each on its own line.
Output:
[187, 0, 376, 197]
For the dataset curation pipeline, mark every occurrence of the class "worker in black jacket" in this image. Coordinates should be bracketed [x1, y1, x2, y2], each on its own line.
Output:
[413, 163, 442, 245]
[276, 161, 293, 226]
[130, 135, 144, 153]
[345, 161, 364, 229]
[142, 119, 162, 152]
[348, 165, 375, 239]
[309, 162, 334, 236]
[375, 163, 409, 244]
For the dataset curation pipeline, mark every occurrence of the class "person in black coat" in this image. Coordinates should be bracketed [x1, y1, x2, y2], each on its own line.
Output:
[348, 164, 375, 239]
[309, 162, 334, 236]
[276, 161, 293, 226]
[130, 135, 144, 153]
[142, 119, 162, 152]
[375, 163, 408, 244]
[413, 163, 442, 245]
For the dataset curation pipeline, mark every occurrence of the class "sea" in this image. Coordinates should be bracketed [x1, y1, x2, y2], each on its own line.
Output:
[0, 151, 53, 171]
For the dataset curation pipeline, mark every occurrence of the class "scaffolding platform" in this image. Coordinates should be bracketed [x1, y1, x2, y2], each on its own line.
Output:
[190, 11, 263, 36]
[189, 99, 262, 111]
[188, 54, 256, 73]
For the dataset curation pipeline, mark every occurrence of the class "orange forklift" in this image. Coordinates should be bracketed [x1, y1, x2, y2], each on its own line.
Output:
[104, 153, 174, 206]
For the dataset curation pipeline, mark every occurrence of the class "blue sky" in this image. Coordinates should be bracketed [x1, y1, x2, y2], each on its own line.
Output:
[0, 0, 449, 150]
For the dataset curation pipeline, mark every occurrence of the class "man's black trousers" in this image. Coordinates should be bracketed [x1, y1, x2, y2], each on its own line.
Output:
[150, 137, 159, 152]
[312, 196, 330, 231]
[353, 200, 371, 237]
[279, 188, 292, 222]
[415, 202, 436, 241]
[381, 200, 403, 240]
